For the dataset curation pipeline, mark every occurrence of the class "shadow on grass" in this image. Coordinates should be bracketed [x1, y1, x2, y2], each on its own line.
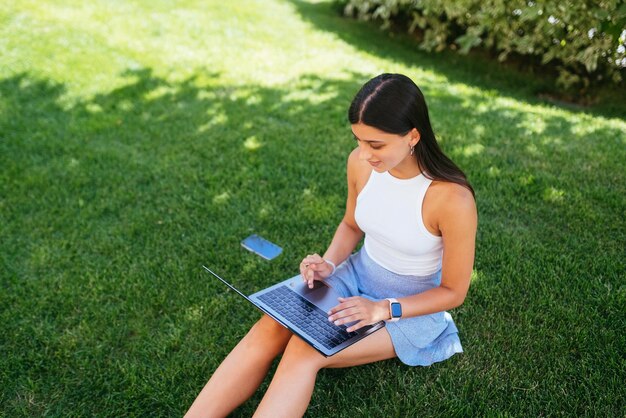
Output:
[289, 0, 626, 119]
[0, 65, 624, 416]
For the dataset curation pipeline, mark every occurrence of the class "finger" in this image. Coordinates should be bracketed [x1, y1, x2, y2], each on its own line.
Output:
[347, 320, 367, 333]
[328, 306, 360, 320]
[328, 300, 357, 315]
[301, 266, 315, 284]
[331, 312, 361, 326]
[334, 298, 360, 311]
[330, 309, 361, 325]
[307, 263, 322, 271]
[327, 304, 343, 316]
[304, 261, 324, 271]
[303, 254, 324, 266]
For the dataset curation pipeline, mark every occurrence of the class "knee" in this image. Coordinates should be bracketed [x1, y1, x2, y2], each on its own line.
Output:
[244, 315, 292, 353]
[280, 336, 326, 372]
[253, 314, 292, 337]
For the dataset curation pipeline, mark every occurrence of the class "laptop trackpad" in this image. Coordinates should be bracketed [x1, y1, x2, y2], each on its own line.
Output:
[291, 279, 341, 313]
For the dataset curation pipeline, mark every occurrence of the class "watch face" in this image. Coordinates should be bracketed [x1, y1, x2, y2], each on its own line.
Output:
[390, 302, 402, 318]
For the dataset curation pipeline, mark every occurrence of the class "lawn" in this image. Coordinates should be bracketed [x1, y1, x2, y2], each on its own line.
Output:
[1, 0, 625, 416]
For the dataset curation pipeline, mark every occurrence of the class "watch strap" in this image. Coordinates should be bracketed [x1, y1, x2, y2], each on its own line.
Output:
[385, 298, 401, 322]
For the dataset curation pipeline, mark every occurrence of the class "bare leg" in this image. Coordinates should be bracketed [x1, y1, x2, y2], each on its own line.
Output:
[185, 315, 292, 418]
[253, 329, 396, 418]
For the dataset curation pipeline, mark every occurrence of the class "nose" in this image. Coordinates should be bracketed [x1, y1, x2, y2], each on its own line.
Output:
[358, 143, 371, 161]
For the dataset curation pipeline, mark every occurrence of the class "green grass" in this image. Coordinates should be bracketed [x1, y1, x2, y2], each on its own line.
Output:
[1, 0, 625, 416]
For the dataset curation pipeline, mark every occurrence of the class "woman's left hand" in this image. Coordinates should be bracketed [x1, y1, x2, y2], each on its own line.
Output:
[327, 296, 389, 332]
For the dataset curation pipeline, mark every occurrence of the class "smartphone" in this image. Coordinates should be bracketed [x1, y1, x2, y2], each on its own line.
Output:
[241, 234, 283, 260]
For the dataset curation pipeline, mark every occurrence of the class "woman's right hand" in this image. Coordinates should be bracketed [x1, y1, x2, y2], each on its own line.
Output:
[299, 254, 334, 289]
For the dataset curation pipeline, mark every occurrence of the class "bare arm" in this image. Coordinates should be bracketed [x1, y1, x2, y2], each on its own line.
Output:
[300, 149, 364, 285]
[322, 220, 363, 267]
[397, 183, 477, 317]
[322, 150, 364, 264]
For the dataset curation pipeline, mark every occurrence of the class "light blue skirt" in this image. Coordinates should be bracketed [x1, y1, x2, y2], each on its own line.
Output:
[326, 248, 463, 366]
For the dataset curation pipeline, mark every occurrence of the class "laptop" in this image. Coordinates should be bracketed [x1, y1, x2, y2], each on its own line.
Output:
[203, 266, 385, 357]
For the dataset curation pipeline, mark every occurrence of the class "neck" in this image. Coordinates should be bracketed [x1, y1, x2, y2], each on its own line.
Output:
[388, 157, 421, 179]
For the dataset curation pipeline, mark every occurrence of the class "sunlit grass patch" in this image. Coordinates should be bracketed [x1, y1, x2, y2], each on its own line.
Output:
[1, 0, 624, 417]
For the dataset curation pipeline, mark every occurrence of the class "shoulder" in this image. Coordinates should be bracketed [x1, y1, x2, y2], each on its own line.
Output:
[427, 181, 477, 228]
[347, 147, 373, 188]
[429, 181, 475, 207]
[347, 147, 363, 170]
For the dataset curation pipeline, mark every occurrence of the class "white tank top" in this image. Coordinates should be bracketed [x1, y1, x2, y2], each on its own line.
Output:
[354, 170, 443, 276]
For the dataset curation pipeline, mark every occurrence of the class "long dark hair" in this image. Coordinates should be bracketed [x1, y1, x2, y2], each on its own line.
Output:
[349, 73, 474, 197]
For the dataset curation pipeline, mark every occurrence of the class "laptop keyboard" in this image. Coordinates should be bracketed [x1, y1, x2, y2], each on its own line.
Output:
[258, 285, 359, 350]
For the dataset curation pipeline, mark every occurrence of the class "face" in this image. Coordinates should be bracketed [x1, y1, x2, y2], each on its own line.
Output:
[351, 123, 420, 176]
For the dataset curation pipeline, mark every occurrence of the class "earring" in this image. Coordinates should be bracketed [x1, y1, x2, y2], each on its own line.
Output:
[410, 145, 414, 156]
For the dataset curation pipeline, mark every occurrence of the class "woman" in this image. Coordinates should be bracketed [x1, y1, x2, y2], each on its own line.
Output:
[186, 73, 477, 417]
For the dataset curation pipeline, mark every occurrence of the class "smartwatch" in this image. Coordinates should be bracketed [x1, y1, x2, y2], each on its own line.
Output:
[385, 298, 402, 322]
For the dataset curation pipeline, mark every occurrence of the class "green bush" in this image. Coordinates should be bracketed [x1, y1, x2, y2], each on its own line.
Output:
[339, 0, 626, 91]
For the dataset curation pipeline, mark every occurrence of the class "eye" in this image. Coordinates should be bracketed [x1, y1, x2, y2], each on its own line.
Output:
[370, 144, 383, 150]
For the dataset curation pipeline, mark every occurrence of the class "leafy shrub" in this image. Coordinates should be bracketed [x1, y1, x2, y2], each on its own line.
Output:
[338, 0, 626, 91]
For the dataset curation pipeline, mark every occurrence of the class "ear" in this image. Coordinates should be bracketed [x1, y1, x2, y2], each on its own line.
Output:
[410, 128, 421, 146]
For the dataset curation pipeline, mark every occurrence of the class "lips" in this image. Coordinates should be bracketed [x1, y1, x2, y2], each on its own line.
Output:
[368, 161, 381, 167]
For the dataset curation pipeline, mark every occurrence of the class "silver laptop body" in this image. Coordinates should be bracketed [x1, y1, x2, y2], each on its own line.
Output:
[203, 266, 385, 357]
